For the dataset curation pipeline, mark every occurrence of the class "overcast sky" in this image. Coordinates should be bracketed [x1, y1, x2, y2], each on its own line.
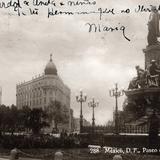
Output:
[0, 0, 160, 124]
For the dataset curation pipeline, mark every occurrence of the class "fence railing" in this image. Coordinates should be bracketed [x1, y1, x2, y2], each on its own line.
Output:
[82, 125, 149, 134]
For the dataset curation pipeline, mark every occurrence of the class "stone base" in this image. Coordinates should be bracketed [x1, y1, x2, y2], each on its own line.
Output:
[125, 87, 160, 97]
[143, 44, 160, 69]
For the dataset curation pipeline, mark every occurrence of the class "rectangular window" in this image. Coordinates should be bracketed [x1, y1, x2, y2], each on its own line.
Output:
[40, 99, 41, 104]
[49, 97, 52, 102]
[44, 97, 46, 104]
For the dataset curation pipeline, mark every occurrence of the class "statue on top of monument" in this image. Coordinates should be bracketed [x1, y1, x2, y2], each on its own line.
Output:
[147, 6, 160, 46]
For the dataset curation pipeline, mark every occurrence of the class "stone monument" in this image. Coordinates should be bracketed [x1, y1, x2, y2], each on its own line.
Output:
[124, 6, 160, 147]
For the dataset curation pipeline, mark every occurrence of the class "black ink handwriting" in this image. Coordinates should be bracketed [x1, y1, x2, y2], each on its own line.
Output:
[0, 0, 22, 15]
[85, 22, 130, 41]
[98, 8, 115, 20]
[135, 5, 160, 13]
[48, 8, 74, 18]
[33, 0, 56, 7]
[67, 0, 96, 7]
[30, 8, 38, 15]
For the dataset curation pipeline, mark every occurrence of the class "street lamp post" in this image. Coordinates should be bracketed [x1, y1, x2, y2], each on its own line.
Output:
[88, 98, 99, 133]
[76, 90, 87, 133]
[109, 83, 124, 135]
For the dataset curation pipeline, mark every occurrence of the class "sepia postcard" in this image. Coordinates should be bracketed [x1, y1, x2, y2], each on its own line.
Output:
[0, 0, 160, 160]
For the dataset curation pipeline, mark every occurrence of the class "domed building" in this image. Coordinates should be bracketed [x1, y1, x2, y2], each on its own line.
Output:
[44, 55, 57, 75]
[16, 54, 71, 132]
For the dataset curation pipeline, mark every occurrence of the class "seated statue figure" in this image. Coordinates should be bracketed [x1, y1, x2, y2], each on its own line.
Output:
[135, 65, 144, 79]
[135, 65, 147, 88]
[128, 66, 147, 90]
[128, 77, 139, 90]
[147, 60, 160, 87]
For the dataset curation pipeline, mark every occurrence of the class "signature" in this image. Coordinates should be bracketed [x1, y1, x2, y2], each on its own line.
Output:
[85, 22, 130, 41]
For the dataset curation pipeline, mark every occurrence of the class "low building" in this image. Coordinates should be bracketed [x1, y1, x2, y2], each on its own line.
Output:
[73, 118, 91, 132]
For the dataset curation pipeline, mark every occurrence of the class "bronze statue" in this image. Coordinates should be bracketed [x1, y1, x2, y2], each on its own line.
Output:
[128, 77, 139, 90]
[135, 65, 147, 88]
[128, 61, 160, 89]
[147, 60, 160, 86]
[147, 6, 160, 46]
[128, 66, 147, 89]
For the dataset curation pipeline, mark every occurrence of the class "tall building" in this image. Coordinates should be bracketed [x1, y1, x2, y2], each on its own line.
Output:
[0, 87, 2, 105]
[16, 54, 71, 131]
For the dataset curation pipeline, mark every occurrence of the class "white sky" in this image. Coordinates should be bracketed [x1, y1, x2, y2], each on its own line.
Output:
[0, 0, 160, 124]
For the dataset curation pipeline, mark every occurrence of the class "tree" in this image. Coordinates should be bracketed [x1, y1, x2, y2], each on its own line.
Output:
[17, 106, 31, 132]
[47, 101, 69, 132]
[27, 108, 50, 135]
[0, 104, 19, 135]
[0, 105, 50, 135]
[0, 104, 8, 135]
[7, 105, 19, 134]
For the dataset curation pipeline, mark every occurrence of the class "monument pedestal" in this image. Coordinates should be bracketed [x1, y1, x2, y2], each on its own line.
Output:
[148, 113, 159, 148]
[124, 44, 160, 147]
[143, 44, 160, 69]
[123, 7, 160, 148]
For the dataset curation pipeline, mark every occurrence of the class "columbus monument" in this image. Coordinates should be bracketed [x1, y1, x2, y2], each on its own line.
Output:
[124, 6, 160, 147]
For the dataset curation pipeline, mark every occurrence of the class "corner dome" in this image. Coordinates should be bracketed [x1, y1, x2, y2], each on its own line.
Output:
[44, 54, 57, 75]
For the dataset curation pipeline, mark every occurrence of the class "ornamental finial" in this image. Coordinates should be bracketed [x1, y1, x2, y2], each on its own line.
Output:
[50, 54, 52, 62]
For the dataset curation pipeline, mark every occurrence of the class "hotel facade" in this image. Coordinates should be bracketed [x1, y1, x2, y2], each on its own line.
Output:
[16, 55, 71, 132]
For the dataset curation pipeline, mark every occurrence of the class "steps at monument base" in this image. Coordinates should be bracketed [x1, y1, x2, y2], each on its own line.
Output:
[125, 88, 160, 97]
